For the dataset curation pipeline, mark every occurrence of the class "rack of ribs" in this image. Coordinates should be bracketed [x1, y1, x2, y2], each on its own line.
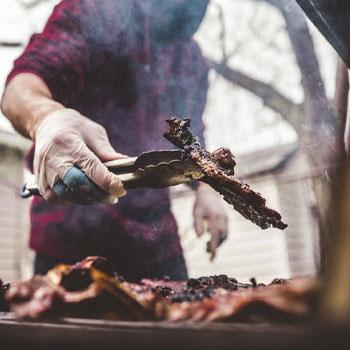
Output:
[4, 256, 317, 322]
[164, 117, 287, 230]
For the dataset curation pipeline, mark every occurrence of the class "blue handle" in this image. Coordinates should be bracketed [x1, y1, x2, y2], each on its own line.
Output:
[52, 166, 109, 204]
[20, 166, 110, 205]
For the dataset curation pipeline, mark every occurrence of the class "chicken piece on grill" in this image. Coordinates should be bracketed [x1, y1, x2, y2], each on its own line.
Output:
[164, 117, 287, 230]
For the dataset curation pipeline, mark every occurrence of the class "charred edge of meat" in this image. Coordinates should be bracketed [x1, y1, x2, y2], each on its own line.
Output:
[250, 278, 258, 287]
[153, 286, 175, 297]
[164, 117, 287, 230]
[210, 147, 236, 175]
[186, 275, 242, 291]
[151, 275, 251, 304]
[169, 287, 216, 303]
[165, 274, 257, 304]
[0, 279, 10, 312]
[270, 278, 289, 285]
[250, 278, 267, 288]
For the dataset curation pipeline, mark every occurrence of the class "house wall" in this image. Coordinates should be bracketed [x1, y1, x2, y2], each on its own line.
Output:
[0, 146, 30, 282]
[275, 154, 319, 277]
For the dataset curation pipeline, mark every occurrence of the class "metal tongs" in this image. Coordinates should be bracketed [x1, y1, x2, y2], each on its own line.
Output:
[21, 150, 204, 200]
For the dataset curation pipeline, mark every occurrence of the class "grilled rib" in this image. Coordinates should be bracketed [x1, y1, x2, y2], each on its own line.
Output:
[164, 117, 287, 230]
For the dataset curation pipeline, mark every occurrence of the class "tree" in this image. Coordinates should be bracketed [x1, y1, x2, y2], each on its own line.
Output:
[207, 0, 344, 273]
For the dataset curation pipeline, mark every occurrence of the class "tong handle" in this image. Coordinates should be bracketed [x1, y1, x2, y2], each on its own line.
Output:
[104, 157, 138, 169]
[20, 159, 140, 200]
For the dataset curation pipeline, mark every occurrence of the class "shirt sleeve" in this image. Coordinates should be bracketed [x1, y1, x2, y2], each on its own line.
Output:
[6, 0, 95, 106]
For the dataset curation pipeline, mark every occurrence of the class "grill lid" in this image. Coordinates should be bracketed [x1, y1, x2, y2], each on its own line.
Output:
[296, 0, 350, 67]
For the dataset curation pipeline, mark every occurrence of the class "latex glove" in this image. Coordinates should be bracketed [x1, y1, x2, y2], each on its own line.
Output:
[34, 108, 126, 204]
[193, 183, 228, 261]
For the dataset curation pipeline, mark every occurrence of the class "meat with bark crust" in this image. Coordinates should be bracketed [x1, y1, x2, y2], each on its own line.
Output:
[156, 278, 318, 322]
[6, 257, 154, 320]
[163, 117, 287, 230]
[5, 256, 317, 323]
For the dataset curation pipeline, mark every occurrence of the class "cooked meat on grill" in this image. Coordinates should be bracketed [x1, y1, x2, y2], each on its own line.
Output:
[163, 117, 287, 230]
[6, 257, 153, 320]
[4, 256, 317, 322]
[0, 280, 9, 312]
[6, 275, 66, 318]
[157, 277, 318, 322]
[186, 274, 252, 290]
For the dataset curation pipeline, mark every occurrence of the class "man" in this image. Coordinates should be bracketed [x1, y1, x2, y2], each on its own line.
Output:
[1, 0, 228, 282]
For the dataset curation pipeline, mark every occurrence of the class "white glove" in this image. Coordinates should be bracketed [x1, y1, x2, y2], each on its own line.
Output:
[34, 108, 126, 204]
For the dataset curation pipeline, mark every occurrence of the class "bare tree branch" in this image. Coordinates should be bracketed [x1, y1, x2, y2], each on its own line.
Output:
[215, 3, 228, 64]
[0, 42, 23, 47]
[254, 0, 340, 156]
[16, 0, 53, 9]
[251, 0, 344, 275]
[208, 58, 304, 132]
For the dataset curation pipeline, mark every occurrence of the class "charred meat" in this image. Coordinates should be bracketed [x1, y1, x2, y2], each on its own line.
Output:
[157, 277, 317, 322]
[4, 256, 317, 323]
[164, 117, 287, 230]
[6, 257, 154, 320]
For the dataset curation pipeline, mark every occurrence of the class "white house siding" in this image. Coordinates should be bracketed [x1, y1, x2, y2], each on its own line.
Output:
[275, 155, 319, 277]
[0, 146, 30, 282]
[171, 186, 289, 284]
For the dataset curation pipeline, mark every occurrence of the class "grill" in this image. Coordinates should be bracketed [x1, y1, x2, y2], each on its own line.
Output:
[1, 312, 349, 350]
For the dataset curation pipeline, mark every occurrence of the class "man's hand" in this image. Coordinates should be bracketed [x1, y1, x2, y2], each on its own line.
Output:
[34, 108, 126, 204]
[193, 183, 228, 260]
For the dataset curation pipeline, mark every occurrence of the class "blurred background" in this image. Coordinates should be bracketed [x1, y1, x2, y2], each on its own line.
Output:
[0, 0, 338, 283]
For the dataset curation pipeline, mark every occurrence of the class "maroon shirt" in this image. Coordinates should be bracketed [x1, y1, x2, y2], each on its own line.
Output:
[7, 0, 208, 279]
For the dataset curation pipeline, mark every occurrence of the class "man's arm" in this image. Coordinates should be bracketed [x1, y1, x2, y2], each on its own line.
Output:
[1, 73, 126, 203]
[1, 73, 63, 140]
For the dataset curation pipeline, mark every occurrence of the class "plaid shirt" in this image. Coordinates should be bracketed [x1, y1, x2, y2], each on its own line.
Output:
[7, 0, 208, 280]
